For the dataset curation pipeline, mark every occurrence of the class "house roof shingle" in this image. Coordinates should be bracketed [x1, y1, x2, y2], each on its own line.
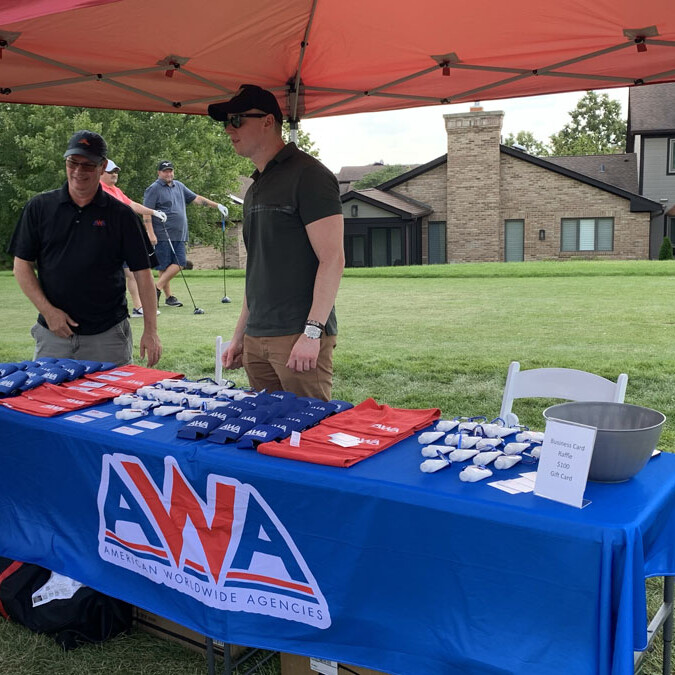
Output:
[545, 154, 638, 193]
[342, 188, 432, 217]
[628, 83, 675, 134]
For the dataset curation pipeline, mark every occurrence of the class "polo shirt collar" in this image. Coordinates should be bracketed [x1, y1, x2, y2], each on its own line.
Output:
[58, 182, 108, 207]
[251, 142, 297, 181]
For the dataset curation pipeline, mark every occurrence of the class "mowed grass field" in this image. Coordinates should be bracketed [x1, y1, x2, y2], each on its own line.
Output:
[0, 259, 674, 673]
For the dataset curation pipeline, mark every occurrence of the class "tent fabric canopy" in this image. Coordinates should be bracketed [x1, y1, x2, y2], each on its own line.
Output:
[1, 0, 675, 120]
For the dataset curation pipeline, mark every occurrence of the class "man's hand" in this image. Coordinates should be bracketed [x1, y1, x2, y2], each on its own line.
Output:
[152, 210, 168, 223]
[223, 339, 243, 370]
[286, 334, 320, 372]
[139, 331, 162, 367]
[43, 307, 79, 338]
[217, 203, 229, 219]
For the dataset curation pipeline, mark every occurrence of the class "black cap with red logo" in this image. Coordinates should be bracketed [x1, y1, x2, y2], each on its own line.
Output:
[63, 130, 107, 164]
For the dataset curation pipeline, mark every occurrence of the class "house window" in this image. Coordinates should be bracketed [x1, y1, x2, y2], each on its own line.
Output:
[350, 204, 359, 217]
[668, 138, 675, 175]
[561, 218, 614, 252]
[428, 222, 447, 264]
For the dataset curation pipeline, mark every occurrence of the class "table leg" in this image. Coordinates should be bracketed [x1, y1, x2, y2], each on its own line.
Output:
[664, 576, 674, 675]
[206, 637, 216, 675]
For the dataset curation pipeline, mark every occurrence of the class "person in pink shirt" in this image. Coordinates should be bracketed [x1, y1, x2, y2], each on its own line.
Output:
[100, 160, 166, 317]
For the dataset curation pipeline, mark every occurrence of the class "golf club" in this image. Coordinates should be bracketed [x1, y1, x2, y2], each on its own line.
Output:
[160, 222, 205, 315]
[220, 212, 231, 303]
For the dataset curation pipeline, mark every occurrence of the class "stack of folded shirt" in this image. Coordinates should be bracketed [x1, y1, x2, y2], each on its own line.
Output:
[176, 389, 354, 449]
[257, 397, 441, 467]
[0, 360, 183, 416]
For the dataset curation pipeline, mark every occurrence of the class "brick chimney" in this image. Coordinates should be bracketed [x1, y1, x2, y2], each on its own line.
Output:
[444, 109, 504, 262]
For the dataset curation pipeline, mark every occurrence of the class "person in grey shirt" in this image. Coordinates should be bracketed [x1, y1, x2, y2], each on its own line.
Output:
[143, 161, 228, 307]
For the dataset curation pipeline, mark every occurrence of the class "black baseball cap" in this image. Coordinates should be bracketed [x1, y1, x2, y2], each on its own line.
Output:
[157, 160, 174, 171]
[208, 84, 283, 125]
[64, 130, 107, 164]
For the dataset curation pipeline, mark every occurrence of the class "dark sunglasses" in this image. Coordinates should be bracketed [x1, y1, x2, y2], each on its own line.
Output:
[222, 113, 268, 129]
[66, 157, 101, 172]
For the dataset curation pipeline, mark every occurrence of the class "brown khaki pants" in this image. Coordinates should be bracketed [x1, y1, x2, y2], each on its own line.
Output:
[242, 333, 337, 401]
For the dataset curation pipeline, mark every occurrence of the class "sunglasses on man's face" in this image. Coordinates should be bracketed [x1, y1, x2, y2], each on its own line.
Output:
[66, 158, 100, 172]
[222, 113, 268, 129]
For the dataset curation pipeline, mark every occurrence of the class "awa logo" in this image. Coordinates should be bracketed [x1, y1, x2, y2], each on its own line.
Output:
[97, 454, 330, 628]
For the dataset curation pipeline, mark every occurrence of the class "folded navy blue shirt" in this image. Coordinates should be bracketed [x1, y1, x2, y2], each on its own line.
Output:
[269, 418, 306, 437]
[239, 407, 276, 426]
[329, 399, 354, 414]
[77, 360, 103, 374]
[15, 360, 42, 371]
[0, 363, 18, 377]
[0, 370, 30, 397]
[207, 418, 256, 444]
[39, 366, 70, 384]
[19, 371, 47, 392]
[224, 400, 257, 416]
[55, 360, 87, 381]
[35, 357, 59, 367]
[296, 396, 325, 408]
[268, 391, 297, 403]
[176, 411, 231, 440]
[236, 424, 286, 450]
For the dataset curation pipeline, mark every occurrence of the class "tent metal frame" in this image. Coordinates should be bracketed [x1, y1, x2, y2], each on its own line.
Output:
[2, 28, 675, 120]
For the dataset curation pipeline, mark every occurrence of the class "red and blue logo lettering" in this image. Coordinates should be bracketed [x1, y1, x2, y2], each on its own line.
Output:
[97, 454, 330, 627]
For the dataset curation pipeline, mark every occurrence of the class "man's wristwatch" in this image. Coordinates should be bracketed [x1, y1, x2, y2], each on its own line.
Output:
[303, 320, 324, 340]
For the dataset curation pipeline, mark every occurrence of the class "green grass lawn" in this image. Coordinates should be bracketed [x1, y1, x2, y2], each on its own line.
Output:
[0, 259, 674, 673]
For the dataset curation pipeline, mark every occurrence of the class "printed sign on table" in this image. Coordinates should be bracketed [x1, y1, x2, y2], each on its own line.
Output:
[534, 419, 597, 508]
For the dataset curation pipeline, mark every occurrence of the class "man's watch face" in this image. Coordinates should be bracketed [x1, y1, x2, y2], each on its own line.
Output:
[303, 324, 322, 339]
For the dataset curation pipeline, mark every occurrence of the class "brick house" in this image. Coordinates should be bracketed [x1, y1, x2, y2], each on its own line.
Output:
[342, 109, 661, 266]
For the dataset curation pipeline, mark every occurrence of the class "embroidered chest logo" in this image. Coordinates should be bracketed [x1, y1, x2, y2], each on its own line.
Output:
[93, 219, 106, 227]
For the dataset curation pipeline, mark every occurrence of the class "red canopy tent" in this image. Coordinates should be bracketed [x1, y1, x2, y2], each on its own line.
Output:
[1, 0, 674, 120]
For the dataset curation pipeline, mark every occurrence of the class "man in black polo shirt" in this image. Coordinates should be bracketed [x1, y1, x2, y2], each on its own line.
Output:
[9, 130, 162, 366]
[208, 85, 344, 400]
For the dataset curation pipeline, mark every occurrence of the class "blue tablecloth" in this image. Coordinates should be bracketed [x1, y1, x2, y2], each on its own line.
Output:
[1, 402, 674, 675]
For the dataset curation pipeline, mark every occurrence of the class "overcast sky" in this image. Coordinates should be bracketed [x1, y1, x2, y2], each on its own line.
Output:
[301, 87, 629, 173]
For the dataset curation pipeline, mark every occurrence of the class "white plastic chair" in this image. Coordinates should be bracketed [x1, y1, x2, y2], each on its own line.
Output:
[214, 336, 231, 385]
[499, 361, 628, 426]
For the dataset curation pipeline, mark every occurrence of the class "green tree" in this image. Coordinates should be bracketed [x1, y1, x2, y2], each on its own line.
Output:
[283, 124, 319, 158]
[549, 91, 626, 156]
[352, 165, 413, 189]
[658, 237, 674, 260]
[503, 131, 549, 156]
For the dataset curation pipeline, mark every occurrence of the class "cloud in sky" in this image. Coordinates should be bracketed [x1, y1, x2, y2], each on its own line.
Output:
[301, 88, 629, 173]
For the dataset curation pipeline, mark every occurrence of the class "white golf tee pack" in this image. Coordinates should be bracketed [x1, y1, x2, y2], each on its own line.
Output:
[115, 409, 148, 420]
[476, 438, 503, 451]
[459, 465, 493, 482]
[494, 455, 523, 470]
[448, 448, 479, 462]
[436, 419, 460, 433]
[420, 457, 452, 473]
[472, 450, 503, 465]
[152, 405, 184, 417]
[503, 442, 531, 455]
[420, 444, 450, 458]
[418, 431, 446, 445]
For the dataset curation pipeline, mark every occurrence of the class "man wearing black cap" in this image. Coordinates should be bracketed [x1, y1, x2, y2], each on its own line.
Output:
[143, 161, 228, 307]
[9, 130, 162, 366]
[208, 84, 344, 400]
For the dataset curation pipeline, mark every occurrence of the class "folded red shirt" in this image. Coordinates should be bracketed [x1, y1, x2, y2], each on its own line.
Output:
[81, 365, 183, 391]
[257, 398, 440, 467]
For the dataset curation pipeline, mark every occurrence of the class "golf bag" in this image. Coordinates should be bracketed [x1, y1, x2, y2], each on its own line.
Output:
[0, 557, 132, 649]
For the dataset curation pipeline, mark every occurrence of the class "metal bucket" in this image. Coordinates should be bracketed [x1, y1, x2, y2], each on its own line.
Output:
[543, 401, 666, 482]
